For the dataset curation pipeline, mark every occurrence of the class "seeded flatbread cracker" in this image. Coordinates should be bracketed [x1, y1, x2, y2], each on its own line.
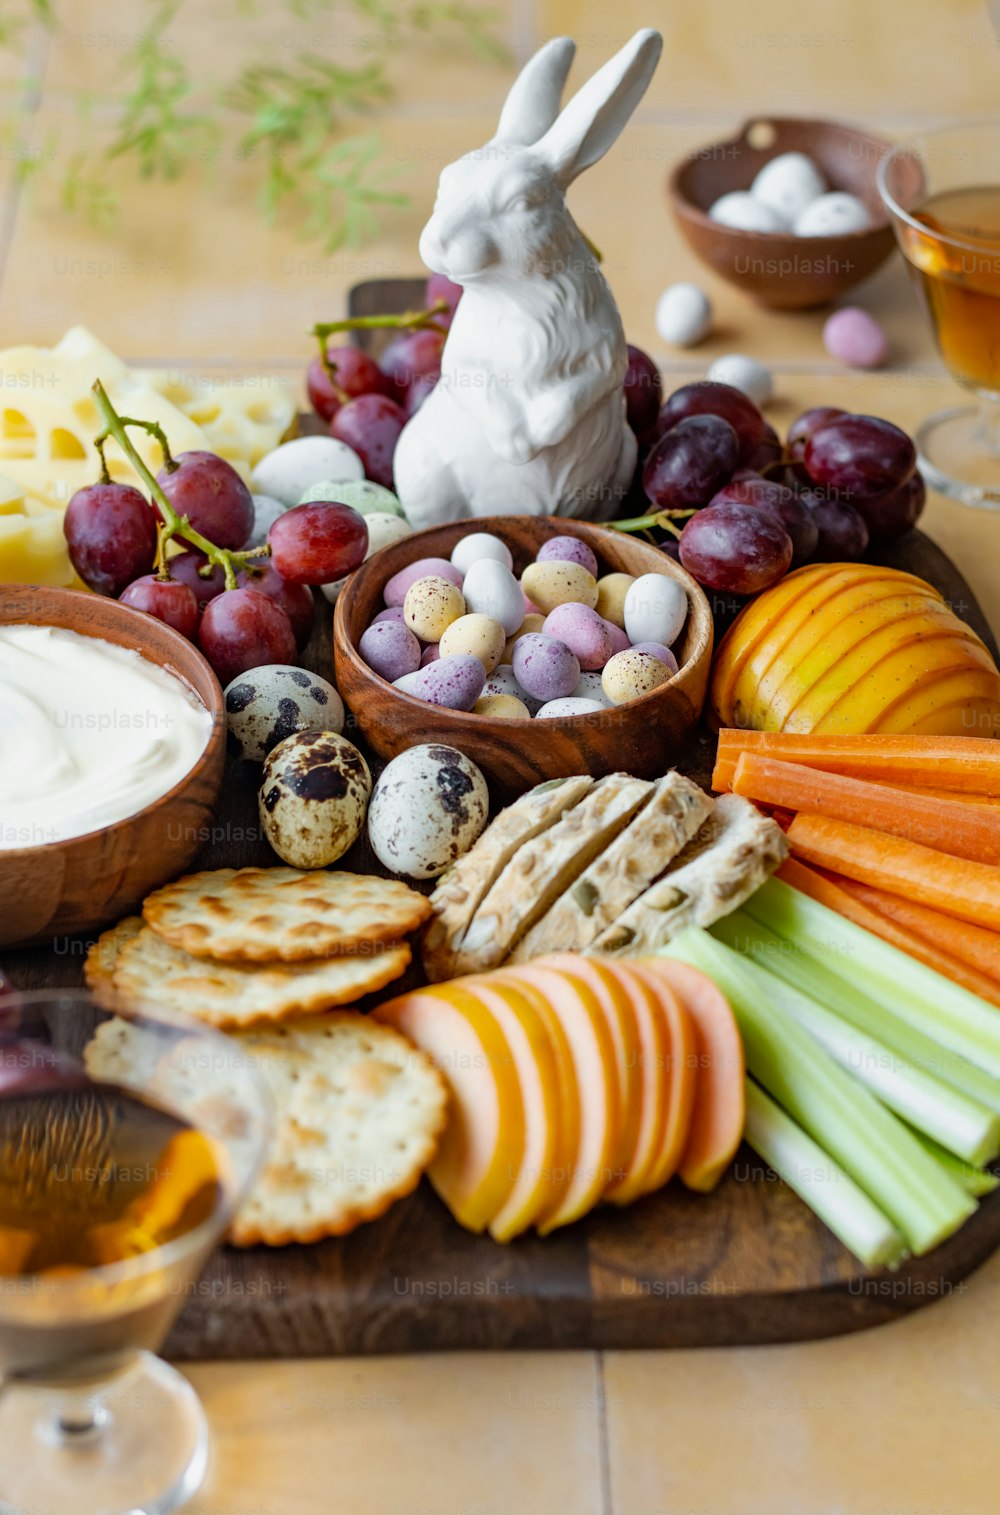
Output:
[84, 917, 144, 1009]
[84, 1011, 448, 1246]
[509, 772, 714, 961]
[451, 774, 653, 976]
[111, 926, 411, 1028]
[422, 774, 595, 983]
[143, 867, 432, 963]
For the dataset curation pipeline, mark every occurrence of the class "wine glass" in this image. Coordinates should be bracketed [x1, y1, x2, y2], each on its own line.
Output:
[878, 121, 1000, 509]
[0, 990, 270, 1515]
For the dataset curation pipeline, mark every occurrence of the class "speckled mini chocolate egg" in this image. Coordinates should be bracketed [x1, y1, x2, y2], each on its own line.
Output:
[602, 648, 672, 706]
[439, 613, 506, 673]
[224, 665, 344, 763]
[502, 612, 546, 663]
[474, 693, 531, 719]
[595, 573, 635, 630]
[403, 575, 466, 642]
[367, 743, 488, 879]
[535, 535, 599, 578]
[259, 730, 371, 868]
[521, 560, 598, 615]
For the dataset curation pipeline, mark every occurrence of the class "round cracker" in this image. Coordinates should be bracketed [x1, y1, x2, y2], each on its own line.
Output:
[84, 916, 144, 1009]
[143, 867, 432, 963]
[111, 926, 411, 1029]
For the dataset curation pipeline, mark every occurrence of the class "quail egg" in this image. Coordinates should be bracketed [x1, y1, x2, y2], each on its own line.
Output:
[224, 665, 344, 763]
[367, 744, 489, 879]
[259, 730, 371, 868]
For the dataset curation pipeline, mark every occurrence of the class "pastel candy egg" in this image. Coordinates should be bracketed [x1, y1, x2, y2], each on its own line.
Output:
[623, 574, 688, 648]
[605, 620, 630, 656]
[709, 191, 788, 233]
[541, 603, 613, 671]
[794, 192, 871, 236]
[521, 560, 598, 616]
[250, 435, 363, 507]
[403, 576, 466, 642]
[420, 643, 441, 667]
[461, 559, 525, 636]
[450, 531, 513, 575]
[298, 478, 405, 517]
[393, 654, 485, 711]
[502, 613, 545, 663]
[474, 693, 531, 719]
[595, 572, 635, 629]
[629, 641, 679, 674]
[512, 633, 581, 702]
[822, 306, 889, 369]
[373, 604, 406, 625]
[246, 494, 287, 549]
[536, 535, 599, 578]
[572, 671, 614, 707]
[439, 613, 506, 673]
[751, 152, 826, 224]
[384, 557, 463, 607]
[655, 283, 712, 347]
[602, 649, 672, 706]
[481, 664, 541, 714]
[359, 620, 422, 682]
[535, 697, 606, 719]
[706, 354, 774, 407]
[320, 511, 412, 605]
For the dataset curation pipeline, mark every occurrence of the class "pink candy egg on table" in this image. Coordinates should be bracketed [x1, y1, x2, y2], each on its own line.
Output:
[822, 307, 889, 369]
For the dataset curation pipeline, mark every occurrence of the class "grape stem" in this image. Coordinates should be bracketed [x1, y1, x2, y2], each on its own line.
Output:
[313, 299, 451, 373]
[610, 508, 697, 542]
[91, 379, 269, 591]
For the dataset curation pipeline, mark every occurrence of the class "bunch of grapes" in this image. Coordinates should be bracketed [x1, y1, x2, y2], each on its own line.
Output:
[619, 359, 924, 599]
[64, 385, 369, 685]
[307, 273, 461, 485]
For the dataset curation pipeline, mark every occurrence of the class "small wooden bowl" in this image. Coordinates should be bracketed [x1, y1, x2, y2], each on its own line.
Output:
[334, 517, 713, 797]
[668, 116, 897, 310]
[0, 586, 226, 949]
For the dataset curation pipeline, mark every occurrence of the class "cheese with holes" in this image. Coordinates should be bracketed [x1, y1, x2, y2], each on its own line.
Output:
[0, 473, 80, 586]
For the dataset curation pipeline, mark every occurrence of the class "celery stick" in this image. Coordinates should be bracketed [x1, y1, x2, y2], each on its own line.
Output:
[744, 878, 1000, 1082]
[744, 1080, 908, 1270]
[660, 927, 976, 1254]
[909, 1132, 1000, 1198]
[714, 906, 1000, 1116]
[710, 921, 1000, 1166]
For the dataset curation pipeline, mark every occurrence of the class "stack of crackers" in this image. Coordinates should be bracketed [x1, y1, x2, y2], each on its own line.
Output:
[85, 867, 448, 1246]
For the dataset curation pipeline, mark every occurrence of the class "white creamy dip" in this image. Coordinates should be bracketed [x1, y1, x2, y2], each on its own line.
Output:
[0, 624, 213, 849]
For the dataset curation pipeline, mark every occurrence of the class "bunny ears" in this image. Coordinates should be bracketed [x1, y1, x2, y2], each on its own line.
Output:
[493, 29, 663, 187]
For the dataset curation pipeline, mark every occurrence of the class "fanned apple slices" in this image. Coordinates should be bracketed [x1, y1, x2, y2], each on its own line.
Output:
[375, 955, 745, 1241]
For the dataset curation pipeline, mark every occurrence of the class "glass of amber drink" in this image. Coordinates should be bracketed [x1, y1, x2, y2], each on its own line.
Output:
[0, 990, 269, 1515]
[878, 121, 1000, 508]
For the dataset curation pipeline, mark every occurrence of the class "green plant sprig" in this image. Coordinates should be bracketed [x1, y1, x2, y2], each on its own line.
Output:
[92, 380, 270, 591]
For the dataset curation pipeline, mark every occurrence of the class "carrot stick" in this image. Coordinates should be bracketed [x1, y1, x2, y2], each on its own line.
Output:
[830, 877, 1000, 985]
[787, 813, 1000, 932]
[890, 784, 1000, 809]
[775, 859, 1000, 1009]
[732, 753, 1000, 865]
[713, 731, 1000, 796]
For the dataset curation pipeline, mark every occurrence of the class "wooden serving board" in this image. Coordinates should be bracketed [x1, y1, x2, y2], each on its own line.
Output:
[5, 290, 1000, 1356]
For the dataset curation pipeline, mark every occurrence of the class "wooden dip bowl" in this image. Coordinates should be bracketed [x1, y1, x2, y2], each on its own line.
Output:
[334, 516, 713, 797]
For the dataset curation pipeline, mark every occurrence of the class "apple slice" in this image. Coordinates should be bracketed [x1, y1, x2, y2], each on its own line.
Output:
[619, 961, 697, 1196]
[637, 958, 745, 1193]
[374, 983, 524, 1233]
[497, 962, 618, 1233]
[461, 977, 563, 1243]
[592, 959, 670, 1207]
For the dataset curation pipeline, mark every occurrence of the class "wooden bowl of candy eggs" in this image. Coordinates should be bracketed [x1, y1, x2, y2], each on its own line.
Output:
[333, 516, 713, 796]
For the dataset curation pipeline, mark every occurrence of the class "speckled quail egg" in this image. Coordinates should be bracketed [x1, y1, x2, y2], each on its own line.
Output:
[367, 744, 488, 879]
[259, 730, 371, 868]
[224, 665, 344, 762]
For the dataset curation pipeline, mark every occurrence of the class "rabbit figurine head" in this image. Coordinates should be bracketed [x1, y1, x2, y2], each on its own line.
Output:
[393, 29, 663, 531]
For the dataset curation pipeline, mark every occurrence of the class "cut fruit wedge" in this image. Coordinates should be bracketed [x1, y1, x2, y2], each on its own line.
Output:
[374, 983, 524, 1234]
[596, 959, 671, 1206]
[623, 962, 698, 1195]
[640, 958, 746, 1193]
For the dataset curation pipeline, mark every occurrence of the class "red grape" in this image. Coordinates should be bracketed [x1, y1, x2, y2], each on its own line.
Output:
[624, 344, 662, 443]
[804, 415, 915, 498]
[426, 272, 463, 323]
[167, 549, 227, 608]
[64, 482, 157, 596]
[268, 502, 368, 585]
[198, 587, 296, 684]
[380, 328, 444, 400]
[710, 477, 818, 566]
[806, 497, 870, 560]
[120, 575, 200, 639]
[330, 393, 406, 489]
[853, 470, 926, 542]
[306, 345, 391, 422]
[679, 502, 792, 595]
[156, 451, 254, 550]
[787, 406, 846, 461]
[744, 420, 783, 473]
[236, 563, 315, 649]
[643, 415, 739, 509]
[656, 381, 766, 464]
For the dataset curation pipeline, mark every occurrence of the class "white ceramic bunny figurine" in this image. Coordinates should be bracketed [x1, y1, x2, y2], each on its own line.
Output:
[393, 29, 663, 531]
